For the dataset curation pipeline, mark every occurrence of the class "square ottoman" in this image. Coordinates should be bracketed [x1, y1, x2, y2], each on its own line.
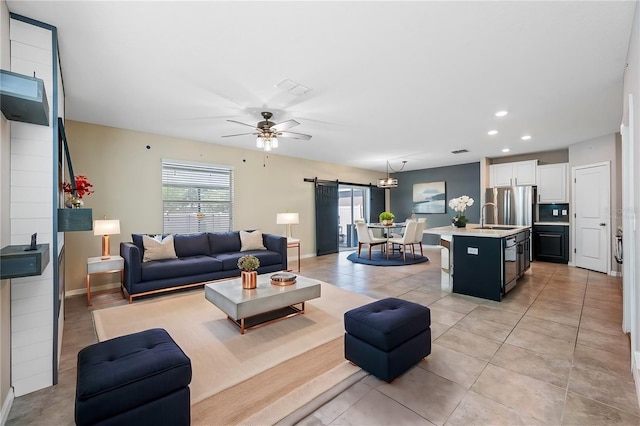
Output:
[344, 297, 431, 382]
[75, 328, 192, 426]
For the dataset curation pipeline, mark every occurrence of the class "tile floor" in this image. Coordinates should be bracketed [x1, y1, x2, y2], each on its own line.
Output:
[6, 246, 638, 426]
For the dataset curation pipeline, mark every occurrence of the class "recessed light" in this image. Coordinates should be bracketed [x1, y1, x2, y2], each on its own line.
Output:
[495, 110, 508, 117]
[502, 148, 510, 153]
[521, 135, 531, 140]
[488, 130, 498, 135]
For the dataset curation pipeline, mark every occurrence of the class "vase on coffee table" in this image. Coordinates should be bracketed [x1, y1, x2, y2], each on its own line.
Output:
[241, 271, 257, 289]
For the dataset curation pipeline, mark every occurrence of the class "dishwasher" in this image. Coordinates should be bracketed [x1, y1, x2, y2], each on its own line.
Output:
[503, 237, 518, 292]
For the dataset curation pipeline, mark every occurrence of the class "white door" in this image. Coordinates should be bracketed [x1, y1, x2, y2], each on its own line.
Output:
[574, 162, 610, 273]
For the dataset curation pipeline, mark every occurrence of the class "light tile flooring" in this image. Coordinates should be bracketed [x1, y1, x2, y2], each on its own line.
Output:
[7, 246, 639, 425]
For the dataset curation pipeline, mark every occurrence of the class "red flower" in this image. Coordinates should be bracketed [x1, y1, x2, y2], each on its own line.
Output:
[62, 175, 94, 199]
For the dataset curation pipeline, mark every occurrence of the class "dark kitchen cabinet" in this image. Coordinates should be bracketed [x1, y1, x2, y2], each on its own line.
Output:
[453, 229, 531, 302]
[533, 225, 569, 263]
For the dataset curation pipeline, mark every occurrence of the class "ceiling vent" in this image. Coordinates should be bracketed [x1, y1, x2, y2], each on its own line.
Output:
[275, 79, 311, 96]
[451, 149, 469, 154]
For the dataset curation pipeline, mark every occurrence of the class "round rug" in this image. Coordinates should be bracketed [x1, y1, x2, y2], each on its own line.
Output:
[346, 251, 429, 266]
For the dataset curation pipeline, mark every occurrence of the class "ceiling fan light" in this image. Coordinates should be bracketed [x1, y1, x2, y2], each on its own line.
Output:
[264, 140, 272, 151]
[271, 137, 278, 148]
[256, 137, 265, 148]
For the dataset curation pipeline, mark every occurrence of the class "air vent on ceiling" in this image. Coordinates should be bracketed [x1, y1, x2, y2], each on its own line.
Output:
[451, 149, 469, 154]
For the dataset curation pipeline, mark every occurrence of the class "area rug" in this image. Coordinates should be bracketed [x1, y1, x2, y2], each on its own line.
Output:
[92, 282, 375, 424]
[347, 251, 429, 266]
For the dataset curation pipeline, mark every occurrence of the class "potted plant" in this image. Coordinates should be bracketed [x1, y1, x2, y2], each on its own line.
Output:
[379, 211, 395, 226]
[237, 255, 260, 289]
[449, 195, 474, 228]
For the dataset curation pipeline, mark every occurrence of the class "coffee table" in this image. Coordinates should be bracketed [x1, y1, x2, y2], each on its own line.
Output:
[205, 274, 321, 334]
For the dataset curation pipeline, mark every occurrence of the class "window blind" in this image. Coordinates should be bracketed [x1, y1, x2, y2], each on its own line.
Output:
[161, 159, 234, 234]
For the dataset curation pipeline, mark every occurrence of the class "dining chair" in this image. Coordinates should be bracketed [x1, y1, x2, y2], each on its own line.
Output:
[388, 220, 418, 261]
[355, 222, 387, 259]
[412, 220, 426, 257]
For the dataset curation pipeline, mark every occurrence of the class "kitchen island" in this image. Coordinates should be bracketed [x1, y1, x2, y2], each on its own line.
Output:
[426, 224, 531, 301]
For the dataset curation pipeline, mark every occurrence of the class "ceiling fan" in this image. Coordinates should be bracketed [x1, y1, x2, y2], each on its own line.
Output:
[222, 111, 312, 151]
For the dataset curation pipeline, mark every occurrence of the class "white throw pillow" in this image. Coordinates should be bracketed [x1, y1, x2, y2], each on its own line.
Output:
[240, 230, 267, 251]
[142, 234, 178, 262]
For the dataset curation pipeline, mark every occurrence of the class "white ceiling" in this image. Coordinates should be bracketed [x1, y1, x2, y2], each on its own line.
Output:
[6, 1, 636, 172]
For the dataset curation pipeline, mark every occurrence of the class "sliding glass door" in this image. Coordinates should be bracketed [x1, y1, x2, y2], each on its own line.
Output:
[338, 185, 368, 250]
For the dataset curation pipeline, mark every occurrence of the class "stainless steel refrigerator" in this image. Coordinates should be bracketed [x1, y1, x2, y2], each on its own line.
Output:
[485, 186, 536, 261]
[484, 186, 536, 227]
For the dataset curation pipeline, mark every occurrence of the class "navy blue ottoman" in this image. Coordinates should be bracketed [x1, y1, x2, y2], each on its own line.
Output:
[344, 298, 431, 382]
[75, 328, 192, 426]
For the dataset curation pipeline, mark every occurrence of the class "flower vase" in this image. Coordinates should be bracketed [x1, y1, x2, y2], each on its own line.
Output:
[65, 195, 83, 209]
[241, 271, 257, 289]
[381, 219, 394, 226]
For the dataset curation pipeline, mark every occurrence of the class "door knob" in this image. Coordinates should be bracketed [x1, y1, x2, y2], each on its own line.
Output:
[599, 223, 606, 226]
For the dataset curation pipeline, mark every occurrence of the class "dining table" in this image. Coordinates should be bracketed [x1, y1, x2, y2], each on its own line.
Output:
[366, 222, 407, 258]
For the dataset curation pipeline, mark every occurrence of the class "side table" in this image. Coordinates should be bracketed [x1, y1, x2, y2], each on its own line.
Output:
[86, 255, 124, 306]
[287, 238, 301, 273]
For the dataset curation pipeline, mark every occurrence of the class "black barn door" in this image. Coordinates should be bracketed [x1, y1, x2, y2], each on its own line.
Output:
[315, 179, 339, 256]
[369, 186, 386, 223]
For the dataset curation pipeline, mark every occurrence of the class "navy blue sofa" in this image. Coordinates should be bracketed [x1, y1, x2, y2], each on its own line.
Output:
[120, 231, 287, 302]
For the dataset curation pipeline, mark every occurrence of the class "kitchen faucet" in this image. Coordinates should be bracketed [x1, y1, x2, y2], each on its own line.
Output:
[481, 202, 497, 228]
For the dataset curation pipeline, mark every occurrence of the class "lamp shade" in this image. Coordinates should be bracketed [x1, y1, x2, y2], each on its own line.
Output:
[276, 213, 299, 225]
[93, 219, 120, 236]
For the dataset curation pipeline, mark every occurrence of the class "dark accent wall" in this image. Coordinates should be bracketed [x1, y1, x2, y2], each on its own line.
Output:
[390, 162, 481, 244]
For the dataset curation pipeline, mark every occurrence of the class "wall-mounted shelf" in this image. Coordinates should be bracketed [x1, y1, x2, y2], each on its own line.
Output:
[58, 208, 93, 232]
[0, 69, 49, 126]
[0, 244, 50, 279]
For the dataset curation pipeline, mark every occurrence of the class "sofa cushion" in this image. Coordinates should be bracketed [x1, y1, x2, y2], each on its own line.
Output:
[143, 235, 178, 262]
[215, 250, 282, 271]
[240, 230, 267, 251]
[209, 232, 241, 254]
[132, 233, 166, 256]
[141, 256, 223, 282]
[174, 233, 210, 257]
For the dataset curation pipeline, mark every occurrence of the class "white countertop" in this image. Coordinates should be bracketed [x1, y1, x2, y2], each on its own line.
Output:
[534, 222, 570, 226]
[425, 224, 531, 238]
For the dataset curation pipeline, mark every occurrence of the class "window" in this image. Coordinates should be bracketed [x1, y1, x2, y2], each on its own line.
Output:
[162, 159, 234, 233]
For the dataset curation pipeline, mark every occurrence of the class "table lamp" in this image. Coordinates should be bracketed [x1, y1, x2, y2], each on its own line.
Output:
[276, 213, 299, 240]
[94, 219, 120, 260]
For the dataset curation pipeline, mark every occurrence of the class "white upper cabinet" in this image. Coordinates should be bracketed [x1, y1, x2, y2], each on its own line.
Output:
[490, 160, 538, 187]
[537, 163, 568, 203]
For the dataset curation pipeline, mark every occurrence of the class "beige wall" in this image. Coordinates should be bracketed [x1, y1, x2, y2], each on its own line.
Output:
[1, 0, 13, 413]
[489, 148, 569, 165]
[63, 120, 381, 292]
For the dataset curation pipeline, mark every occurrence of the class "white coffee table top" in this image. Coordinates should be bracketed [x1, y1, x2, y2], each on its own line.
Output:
[205, 274, 321, 320]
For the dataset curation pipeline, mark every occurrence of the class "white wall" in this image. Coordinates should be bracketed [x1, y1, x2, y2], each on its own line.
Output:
[622, 0, 640, 401]
[0, 0, 14, 421]
[9, 18, 57, 397]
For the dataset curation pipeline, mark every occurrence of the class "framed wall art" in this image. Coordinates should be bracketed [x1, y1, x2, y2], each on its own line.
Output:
[413, 181, 446, 213]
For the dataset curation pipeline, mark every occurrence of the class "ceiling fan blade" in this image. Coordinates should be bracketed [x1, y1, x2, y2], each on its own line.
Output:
[271, 119, 300, 132]
[227, 119, 260, 130]
[277, 131, 312, 140]
[221, 132, 260, 138]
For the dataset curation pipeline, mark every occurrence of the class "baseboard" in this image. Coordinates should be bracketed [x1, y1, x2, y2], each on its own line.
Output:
[0, 387, 14, 426]
[65, 282, 120, 297]
[634, 351, 640, 409]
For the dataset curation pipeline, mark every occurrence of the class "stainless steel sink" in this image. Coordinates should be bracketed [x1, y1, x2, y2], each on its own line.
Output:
[474, 226, 517, 230]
